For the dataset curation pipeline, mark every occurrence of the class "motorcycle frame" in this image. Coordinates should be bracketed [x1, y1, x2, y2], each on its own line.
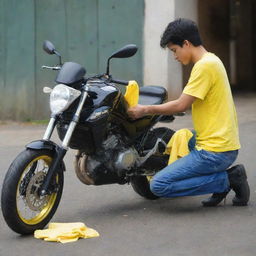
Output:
[27, 86, 89, 196]
[27, 82, 172, 194]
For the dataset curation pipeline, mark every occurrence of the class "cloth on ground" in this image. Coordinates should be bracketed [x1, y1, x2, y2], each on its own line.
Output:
[34, 222, 99, 243]
[164, 129, 194, 165]
[124, 80, 139, 107]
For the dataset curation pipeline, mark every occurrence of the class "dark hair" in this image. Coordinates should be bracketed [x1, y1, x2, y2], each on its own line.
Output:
[160, 18, 202, 48]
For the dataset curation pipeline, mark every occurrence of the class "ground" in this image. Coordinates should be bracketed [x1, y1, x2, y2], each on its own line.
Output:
[0, 94, 255, 256]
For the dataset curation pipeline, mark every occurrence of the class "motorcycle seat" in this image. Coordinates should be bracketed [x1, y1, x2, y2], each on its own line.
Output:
[138, 86, 167, 105]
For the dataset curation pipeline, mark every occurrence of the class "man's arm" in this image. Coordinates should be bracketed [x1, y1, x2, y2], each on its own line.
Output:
[127, 93, 196, 119]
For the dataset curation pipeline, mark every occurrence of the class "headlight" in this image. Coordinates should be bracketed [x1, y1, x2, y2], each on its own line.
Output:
[50, 84, 81, 115]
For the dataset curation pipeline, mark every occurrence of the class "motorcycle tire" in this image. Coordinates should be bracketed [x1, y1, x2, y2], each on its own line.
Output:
[1, 149, 64, 234]
[131, 127, 175, 200]
[131, 176, 158, 200]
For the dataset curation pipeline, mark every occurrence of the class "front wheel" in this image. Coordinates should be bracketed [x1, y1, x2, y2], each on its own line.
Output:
[1, 149, 64, 234]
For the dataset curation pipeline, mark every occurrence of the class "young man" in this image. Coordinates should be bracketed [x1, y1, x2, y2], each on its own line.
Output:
[128, 18, 250, 206]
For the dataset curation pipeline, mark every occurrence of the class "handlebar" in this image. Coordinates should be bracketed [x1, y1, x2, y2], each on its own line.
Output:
[109, 78, 129, 86]
[174, 112, 186, 116]
[42, 65, 61, 70]
[85, 74, 129, 86]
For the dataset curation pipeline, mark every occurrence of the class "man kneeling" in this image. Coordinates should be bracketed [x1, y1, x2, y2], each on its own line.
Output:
[128, 18, 250, 206]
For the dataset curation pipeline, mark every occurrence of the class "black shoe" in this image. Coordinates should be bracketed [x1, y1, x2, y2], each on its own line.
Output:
[201, 191, 229, 207]
[227, 164, 250, 206]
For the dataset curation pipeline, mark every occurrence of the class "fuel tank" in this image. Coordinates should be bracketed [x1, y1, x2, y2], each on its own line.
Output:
[110, 93, 158, 138]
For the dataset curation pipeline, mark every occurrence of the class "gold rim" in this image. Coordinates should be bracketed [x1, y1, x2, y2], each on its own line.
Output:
[16, 155, 58, 225]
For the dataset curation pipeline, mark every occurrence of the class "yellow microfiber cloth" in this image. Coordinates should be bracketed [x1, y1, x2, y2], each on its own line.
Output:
[164, 128, 194, 164]
[34, 222, 99, 243]
[124, 80, 139, 107]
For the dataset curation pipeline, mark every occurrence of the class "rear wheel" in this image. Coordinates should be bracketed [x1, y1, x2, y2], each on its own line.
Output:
[131, 127, 175, 200]
[1, 149, 64, 234]
[131, 176, 159, 200]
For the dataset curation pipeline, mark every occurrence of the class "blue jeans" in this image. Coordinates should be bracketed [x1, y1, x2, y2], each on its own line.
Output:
[150, 149, 238, 197]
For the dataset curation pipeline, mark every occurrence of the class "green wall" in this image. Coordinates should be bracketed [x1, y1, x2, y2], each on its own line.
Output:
[0, 0, 144, 120]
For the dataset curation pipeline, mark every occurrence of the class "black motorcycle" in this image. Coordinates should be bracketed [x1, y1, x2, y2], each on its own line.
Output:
[1, 41, 176, 234]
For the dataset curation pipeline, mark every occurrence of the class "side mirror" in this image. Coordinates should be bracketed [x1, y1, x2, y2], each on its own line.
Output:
[106, 44, 138, 75]
[43, 40, 56, 55]
[43, 40, 62, 65]
[109, 44, 138, 59]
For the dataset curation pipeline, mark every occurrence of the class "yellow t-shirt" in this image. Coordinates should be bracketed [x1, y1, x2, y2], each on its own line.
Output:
[183, 52, 240, 152]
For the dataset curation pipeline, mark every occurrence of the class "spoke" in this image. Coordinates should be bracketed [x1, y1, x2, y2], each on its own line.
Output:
[16, 156, 54, 221]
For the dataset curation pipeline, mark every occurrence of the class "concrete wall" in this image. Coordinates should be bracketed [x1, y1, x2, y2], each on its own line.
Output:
[143, 0, 175, 92]
[175, 0, 198, 90]
[143, 0, 198, 99]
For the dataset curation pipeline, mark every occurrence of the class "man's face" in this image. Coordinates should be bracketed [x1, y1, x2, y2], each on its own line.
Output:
[168, 41, 192, 65]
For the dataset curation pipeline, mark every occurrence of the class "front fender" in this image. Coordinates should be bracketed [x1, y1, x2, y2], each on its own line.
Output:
[26, 140, 61, 152]
[26, 140, 66, 173]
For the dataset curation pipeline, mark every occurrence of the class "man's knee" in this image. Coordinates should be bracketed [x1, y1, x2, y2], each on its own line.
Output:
[150, 178, 167, 197]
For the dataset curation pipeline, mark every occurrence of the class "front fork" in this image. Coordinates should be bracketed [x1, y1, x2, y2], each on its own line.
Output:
[39, 89, 88, 196]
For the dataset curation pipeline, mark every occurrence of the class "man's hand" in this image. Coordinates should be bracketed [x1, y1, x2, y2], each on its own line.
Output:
[127, 104, 147, 119]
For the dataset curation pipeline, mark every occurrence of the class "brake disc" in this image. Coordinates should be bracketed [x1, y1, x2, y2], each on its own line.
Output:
[25, 171, 49, 211]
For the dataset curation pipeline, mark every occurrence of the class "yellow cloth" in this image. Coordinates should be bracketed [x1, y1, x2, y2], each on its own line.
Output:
[183, 52, 240, 152]
[124, 80, 139, 107]
[164, 129, 193, 165]
[34, 222, 99, 243]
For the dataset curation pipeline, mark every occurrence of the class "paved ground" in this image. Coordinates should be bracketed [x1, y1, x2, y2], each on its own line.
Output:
[0, 94, 256, 256]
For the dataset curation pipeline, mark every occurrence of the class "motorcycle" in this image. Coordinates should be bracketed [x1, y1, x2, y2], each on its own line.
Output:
[1, 41, 177, 234]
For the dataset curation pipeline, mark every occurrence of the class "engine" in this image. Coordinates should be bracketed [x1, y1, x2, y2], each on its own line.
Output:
[74, 133, 139, 185]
